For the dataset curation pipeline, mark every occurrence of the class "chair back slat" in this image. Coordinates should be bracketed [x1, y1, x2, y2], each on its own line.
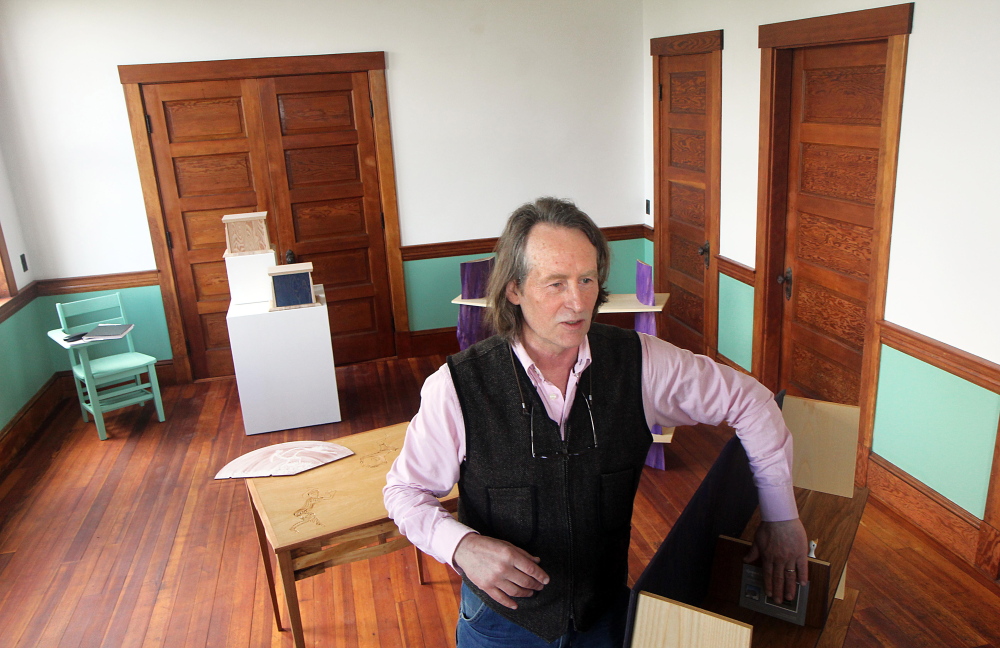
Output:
[56, 293, 135, 354]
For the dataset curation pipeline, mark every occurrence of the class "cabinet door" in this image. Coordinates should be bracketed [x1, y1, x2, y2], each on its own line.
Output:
[143, 79, 274, 379]
[258, 73, 396, 364]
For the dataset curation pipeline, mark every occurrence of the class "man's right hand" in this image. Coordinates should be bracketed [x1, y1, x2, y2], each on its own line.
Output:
[453, 533, 550, 609]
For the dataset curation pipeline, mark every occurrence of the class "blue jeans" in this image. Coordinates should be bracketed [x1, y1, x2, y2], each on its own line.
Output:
[456, 583, 628, 648]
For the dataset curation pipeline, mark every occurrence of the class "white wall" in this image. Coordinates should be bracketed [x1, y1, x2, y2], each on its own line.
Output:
[0, 0, 645, 278]
[3, 0, 998, 364]
[643, 0, 1000, 364]
[0, 146, 33, 290]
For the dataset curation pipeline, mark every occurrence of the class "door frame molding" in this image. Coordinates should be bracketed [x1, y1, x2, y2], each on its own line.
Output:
[651, 30, 723, 355]
[752, 4, 913, 484]
[119, 52, 406, 383]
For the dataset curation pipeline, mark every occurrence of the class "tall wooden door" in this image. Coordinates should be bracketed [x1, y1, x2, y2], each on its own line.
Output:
[143, 79, 274, 379]
[142, 69, 396, 379]
[257, 73, 395, 365]
[777, 41, 888, 404]
[652, 32, 722, 356]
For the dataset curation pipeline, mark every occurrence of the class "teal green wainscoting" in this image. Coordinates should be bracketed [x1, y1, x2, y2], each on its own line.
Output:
[403, 238, 653, 332]
[717, 274, 754, 371]
[872, 345, 1000, 519]
[0, 285, 172, 431]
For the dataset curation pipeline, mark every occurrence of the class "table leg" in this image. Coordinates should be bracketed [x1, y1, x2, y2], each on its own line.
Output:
[249, 488, 283, 631]
[413, 545, 425, 585]
[276, 550, 306, 648]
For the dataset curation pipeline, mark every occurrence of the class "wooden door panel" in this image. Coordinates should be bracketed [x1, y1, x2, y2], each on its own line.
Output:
[667, 181, 706, 228]
[795, 213, 873, 280]
[796, 194, 872, 228]
[143, 79, 272, 379]
[259, 72, 395, 364]
[291, 197, 366, 241]
[778, 41, 888, 405]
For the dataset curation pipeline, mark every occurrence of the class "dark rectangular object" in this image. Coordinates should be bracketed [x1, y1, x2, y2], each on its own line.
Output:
[624, 435, 759, 646]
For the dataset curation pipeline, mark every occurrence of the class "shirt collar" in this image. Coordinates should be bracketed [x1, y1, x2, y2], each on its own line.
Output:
[510, 334, 592, 384]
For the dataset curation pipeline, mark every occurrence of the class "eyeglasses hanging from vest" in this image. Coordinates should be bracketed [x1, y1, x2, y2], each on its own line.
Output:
[509, 346, 599, 459]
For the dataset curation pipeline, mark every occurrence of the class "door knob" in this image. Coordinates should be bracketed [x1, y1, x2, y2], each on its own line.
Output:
[776, 267, 792, 300]
[697, 242, 710, 269]
[285, 249, 296, 264]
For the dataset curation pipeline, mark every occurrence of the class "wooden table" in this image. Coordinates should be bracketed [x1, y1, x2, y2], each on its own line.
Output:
[246, 423, 458, 648]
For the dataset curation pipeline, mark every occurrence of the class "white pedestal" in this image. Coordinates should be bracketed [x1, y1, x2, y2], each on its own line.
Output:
[227, 286, 342, 435]
[225, 249, 276, 305]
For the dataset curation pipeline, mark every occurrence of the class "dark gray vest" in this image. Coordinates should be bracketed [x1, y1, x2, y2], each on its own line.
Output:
[448, 323, 651, 641]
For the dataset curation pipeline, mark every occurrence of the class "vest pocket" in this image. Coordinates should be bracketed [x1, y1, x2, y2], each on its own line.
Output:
[486, 486, 536, 547]
[600, 469, 636, 531]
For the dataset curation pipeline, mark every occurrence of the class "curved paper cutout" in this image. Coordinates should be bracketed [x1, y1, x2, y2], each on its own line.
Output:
[214, 440, 354, 479]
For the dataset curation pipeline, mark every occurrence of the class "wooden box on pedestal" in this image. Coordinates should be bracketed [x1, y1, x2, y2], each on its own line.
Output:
[268, 263, 318, 311]
[222, 211, 270, 256]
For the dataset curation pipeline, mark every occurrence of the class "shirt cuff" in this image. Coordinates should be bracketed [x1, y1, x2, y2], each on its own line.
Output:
[757, 484, 798, 522]
[435, 517, 479, 569]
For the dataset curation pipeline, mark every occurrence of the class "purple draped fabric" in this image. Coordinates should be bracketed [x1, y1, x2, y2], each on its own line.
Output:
[457, 257, 494, 351]
[636, 260, 666, 469]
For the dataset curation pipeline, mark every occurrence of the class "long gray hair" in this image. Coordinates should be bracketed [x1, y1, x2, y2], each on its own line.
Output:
[485, 197, 610, 341]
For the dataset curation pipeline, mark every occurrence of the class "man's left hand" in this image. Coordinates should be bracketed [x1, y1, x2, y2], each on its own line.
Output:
[743, 518, 809, 603]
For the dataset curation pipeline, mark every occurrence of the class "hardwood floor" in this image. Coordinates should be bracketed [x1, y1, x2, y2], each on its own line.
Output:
[0, 355, 997, 647]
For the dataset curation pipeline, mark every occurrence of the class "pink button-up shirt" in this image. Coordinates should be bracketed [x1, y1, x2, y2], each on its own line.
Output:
[383, 332, 796, 568]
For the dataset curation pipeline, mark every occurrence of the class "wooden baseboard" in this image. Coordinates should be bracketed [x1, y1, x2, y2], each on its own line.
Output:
[0, 374, 73, 476]
[401, 328, 460, 358]
[0, 359, 176, 478]
[868, 455, 984, 570]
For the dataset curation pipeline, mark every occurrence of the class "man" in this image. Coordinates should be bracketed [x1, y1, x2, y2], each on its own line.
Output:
[384, 198, 808, 647]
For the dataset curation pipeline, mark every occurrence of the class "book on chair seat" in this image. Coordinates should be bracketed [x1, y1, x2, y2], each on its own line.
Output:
[82, 323, 134, 340]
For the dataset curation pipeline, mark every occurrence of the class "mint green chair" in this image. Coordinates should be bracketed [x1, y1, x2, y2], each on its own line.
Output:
[55, 293, 165, 440]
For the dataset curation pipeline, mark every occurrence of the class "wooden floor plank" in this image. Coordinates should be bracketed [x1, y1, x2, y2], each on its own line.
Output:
[0, 354, 998, 648]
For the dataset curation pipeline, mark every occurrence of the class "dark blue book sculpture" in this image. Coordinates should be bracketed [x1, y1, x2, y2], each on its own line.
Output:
[268, 262, 316, 311]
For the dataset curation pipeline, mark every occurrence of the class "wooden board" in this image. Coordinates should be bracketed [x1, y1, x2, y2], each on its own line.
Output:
[783, 395, 859, 498]
[631, 591, 752, 648]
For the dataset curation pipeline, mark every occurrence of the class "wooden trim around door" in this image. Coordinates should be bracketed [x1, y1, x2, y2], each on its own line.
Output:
[651, 30, 723, 57]
[856, 33, 910, 487]
[759, 3, 913, 49]
[122, 82, 192, 383]
[118, 52, 386, 84]
[369, 69, 409, 336]
[752, 46, 792, 387]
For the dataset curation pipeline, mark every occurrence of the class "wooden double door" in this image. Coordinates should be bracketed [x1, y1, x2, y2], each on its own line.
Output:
[143, 69, 394, 379]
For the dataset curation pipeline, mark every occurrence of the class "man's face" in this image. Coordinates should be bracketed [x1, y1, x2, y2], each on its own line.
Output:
[506, 223, 600, 359]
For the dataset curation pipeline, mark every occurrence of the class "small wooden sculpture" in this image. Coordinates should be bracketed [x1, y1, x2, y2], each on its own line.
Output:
[268, 262, 317, 311]
[222, 211, 270, 255]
